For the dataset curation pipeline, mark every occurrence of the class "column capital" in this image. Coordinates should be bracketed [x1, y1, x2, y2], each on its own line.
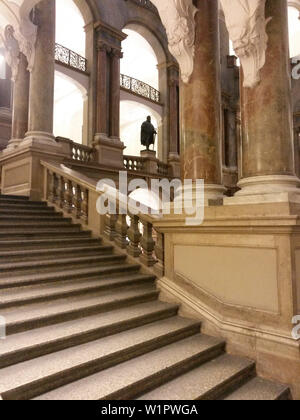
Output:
[96, 41, 111, 53]
[110, 48, 123, 59]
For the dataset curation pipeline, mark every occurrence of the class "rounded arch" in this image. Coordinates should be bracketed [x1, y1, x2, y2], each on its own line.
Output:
[123, 21, 167, 66]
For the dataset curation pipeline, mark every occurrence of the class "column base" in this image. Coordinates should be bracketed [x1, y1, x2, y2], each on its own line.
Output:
[21, 131, 60, 152]
[225, 175, 300, 205]
[175, 183, 225, 207]
[93, 133, 125, 169]
[3, 139, 23, 153]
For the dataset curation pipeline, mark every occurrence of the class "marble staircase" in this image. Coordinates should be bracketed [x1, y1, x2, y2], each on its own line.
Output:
[0, 195, 291, 400]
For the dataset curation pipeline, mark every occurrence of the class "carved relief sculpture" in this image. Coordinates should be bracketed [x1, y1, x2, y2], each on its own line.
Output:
[151, 0, 198, 83]
[1, 25, 20, 81]
[220, 0, 271, 88]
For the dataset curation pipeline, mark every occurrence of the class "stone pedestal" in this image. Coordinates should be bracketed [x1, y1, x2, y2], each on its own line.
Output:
[155, 202, 300, 399]
[93, 134, 125, 169]
[140, 149, 158, 174]
[22, 0, 57, 149]
[180, 0, 225, 202]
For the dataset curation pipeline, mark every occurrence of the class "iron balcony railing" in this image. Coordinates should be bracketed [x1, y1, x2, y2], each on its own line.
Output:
[55, 43, 87, 73]
[120, 74, 160, 103]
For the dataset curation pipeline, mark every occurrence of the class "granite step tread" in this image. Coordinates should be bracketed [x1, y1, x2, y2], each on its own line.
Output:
[0, 253, 126, 274]
[0, 237, 100, 250]
[0, 219, 72, 225]
[0, 204, 51, 210]
[222, 377, 291, 400]
[0, 273, 156, 307]
[0, 317, 201, 400]
[0, 245, 112, 261]
[0, 209, 58, 215]
[0, 301, 179, 368]
[2, 285, 158, 334]
[34, 334, 225, 401]
[0, 263, 141, 289]
[0, 230, 91, 239]
[0, 198, 47, 205]
[138, 354, 255, 400]
[0, 224, 82, 232]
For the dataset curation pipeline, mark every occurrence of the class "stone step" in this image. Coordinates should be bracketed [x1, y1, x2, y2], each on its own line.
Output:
[0, 216, 71, 224]
[0, 203, 56, 211]
[0, 253, 127, 277]
[0, 198, 47, 206]
[0, 229, 91, 240]
[1, 285, 158, 334]
[0, 195, 29, 200]
[0, 301, 179, 368]
[0, 263, 141, 289]
[0, 223, 82, 232]
[0, 244, 112, 262]
[34, 334, 225, 401]
[0, 208, 58, 216]
[0, 273, 156, 308]
[222, 377, 291, 400]
[137, 354, 255, 400]
[0, 317, 201, 400]
[0, 236, 101, 251]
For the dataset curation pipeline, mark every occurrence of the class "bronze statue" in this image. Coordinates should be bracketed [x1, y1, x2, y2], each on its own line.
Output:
[141, 116, 157, 151]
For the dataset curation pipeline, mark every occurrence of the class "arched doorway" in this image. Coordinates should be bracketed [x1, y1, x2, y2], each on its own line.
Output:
[54, 0, 87, 143]
[120, 25, 167, 161]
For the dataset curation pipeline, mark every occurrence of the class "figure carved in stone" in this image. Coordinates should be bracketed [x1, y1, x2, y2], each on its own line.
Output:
[220, 0, 271, 88]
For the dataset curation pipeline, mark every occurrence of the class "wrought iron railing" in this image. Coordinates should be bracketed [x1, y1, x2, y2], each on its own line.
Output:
[120, 74, 160, 103]
[55, 43, 87, 73]
[124, 0, 158, 14]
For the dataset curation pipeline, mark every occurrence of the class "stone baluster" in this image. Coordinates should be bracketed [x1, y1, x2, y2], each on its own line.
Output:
[127, 215, 142, 257]
[140, 220, 156, 267]
[64, 179, 73, 214]
[48, 171, 57, 204]
[154, 231, 165, 277]
[57, 175, 65, 209]
[115, 214, 128, 249]
[81, 188, 89, 224]
[72, 183, 82, 219]
[104, 214, 118, 241]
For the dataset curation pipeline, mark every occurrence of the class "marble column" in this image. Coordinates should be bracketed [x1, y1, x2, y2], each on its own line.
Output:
[180, 0, 224, 200]
[168, 76, 180, 177]
[6, 53, 30, 150]
[237, 0, 298, 196]
[95, 42, 109, 139]
[109, 48, 122, 140]
[23, 0, 57, 148]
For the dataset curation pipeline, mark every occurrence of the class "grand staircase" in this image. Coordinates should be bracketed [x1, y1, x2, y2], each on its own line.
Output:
[0, 195, 291, 400]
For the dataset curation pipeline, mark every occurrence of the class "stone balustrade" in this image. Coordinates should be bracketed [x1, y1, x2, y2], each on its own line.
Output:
[42, 161, 164, 276]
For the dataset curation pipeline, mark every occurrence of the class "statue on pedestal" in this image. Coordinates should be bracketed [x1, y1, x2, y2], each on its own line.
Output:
[141, 116, 157, 151]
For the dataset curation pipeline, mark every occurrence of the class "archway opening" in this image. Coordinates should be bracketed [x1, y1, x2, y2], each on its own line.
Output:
[54, 0, 86, 142]
[288, 6, 300, 58]
[53, 71, 85, 143]
[120, 100, 161, 157]
[121, 29, 162, 157]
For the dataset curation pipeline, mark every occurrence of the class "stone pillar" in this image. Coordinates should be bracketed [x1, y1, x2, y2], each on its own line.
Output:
[95, 42, 109, 139]
[236, 0, 298, 197]
[93, 22, 126, 168]
[6, 53, 29, 150]
[23, 0, 57, 148]
[109, 48, 122, 140]
[180, 0, 224, 200]
[168, 68, 181, 177]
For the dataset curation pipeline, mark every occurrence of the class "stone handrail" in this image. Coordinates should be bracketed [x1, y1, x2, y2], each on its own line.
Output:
[123, 155, 146, 172]
[56, 137, 95, 163]
[41, 161, 164, 276]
